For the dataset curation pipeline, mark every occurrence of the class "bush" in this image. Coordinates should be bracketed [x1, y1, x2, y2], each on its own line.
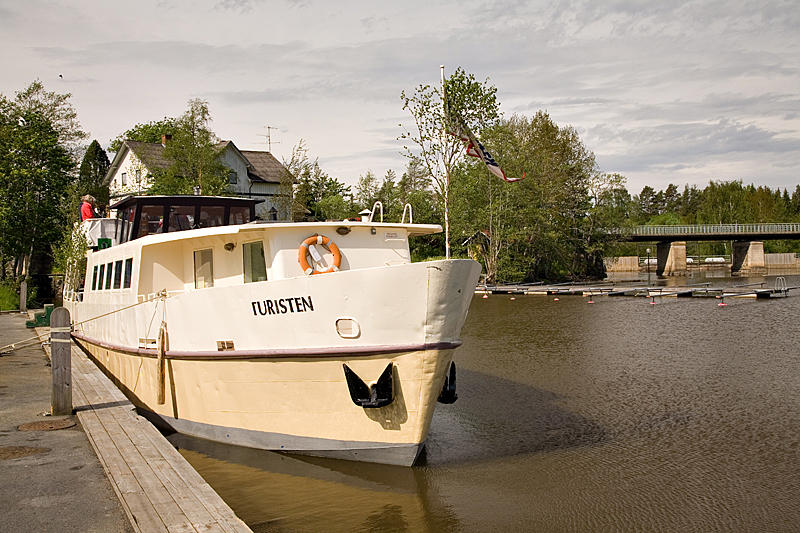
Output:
[0, 281, 18, 310]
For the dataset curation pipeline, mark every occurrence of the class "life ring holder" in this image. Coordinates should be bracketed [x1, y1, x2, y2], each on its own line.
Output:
[298, 234, 342, 275]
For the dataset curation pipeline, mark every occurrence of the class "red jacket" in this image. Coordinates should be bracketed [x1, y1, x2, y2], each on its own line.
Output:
[80, 201, 95, 221]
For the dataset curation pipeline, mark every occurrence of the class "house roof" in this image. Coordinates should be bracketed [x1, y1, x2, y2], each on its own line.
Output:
[126, 140, 171, 171]
[239, 150, 288, 184]
[104, 139, 291, 186]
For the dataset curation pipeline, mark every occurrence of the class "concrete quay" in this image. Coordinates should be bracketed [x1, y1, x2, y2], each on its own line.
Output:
[0, 312, 132, 533]
[1, 312, 252, 533]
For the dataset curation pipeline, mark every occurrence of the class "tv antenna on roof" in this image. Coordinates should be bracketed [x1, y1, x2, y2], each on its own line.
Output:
[258, 125, 281, 152]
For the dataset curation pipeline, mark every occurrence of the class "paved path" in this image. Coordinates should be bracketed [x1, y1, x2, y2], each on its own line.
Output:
[0, 312, 132, 533]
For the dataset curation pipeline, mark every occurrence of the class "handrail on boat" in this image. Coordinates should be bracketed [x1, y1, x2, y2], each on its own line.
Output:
[401, 203, 413, 224]
[370, 202, 384, 223]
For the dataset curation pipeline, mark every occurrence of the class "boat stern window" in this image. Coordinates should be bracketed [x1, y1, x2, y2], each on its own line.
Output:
[243, 241, 267, 283]
[194, 248, 214, 289]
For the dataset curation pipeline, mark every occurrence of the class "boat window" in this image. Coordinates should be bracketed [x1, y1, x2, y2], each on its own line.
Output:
[243, 241, 267, 283]
[92, 266, 98, 290]
[98, 264, 105, 290]
[123, 258, 133, 288]
[105, 263, 113, 289]
[113, 260, 123, 289]
[138, 205, 165, 238]
[198, 206, 225, 228]
[168, 205, 196, 232]
[229, 206, 249, 225]
[193, 249, 214, 289]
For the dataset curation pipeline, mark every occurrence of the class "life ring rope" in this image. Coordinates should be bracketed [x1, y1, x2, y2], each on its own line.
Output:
[298, 234, 342, 275]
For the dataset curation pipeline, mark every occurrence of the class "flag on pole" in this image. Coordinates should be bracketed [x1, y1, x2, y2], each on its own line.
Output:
[448, 117, 524, 182]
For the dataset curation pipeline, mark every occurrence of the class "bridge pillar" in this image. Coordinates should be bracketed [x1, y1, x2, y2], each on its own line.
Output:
[731, 241, 766, 275]
[656, 241, 687, 276]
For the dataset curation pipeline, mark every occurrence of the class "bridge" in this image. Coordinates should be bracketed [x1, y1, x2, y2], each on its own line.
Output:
[609, 223, 800, 276]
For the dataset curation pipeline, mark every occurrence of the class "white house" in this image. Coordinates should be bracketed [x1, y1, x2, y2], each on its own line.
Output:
[104, 136, 291, 221]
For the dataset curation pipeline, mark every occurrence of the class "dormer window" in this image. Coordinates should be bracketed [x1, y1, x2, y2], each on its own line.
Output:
[121, 172, 127, 186]
[228, 169, 238, 184]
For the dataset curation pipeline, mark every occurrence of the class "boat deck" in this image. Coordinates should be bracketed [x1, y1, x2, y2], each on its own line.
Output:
[34, 325, 251, 533]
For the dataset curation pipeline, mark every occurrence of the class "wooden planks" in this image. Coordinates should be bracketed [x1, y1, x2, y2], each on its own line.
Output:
[35, 325, 251, 533]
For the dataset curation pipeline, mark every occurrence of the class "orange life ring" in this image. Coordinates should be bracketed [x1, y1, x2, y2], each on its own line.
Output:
[298, 234, 342, 275]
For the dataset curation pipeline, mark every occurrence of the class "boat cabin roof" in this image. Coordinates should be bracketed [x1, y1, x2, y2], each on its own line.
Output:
[111, 195, 262, 244]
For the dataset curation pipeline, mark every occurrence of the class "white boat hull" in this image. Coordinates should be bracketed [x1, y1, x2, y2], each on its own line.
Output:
[70, 258, 480, 465]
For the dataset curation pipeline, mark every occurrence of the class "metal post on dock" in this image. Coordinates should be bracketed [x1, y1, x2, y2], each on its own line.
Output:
[646, 248, 651, 285]
[50, 307, 72, 416]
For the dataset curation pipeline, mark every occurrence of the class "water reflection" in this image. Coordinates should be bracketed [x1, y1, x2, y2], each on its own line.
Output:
[174, 273, 800, 531]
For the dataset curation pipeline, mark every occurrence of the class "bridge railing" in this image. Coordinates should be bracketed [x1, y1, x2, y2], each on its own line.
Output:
[613, 223, 800, 237]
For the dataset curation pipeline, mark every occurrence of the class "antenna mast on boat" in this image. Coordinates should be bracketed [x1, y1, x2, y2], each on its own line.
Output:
[441, 65, 451, 260]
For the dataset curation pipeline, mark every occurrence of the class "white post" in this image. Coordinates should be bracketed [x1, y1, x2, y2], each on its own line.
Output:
[441, 65, 451, 260]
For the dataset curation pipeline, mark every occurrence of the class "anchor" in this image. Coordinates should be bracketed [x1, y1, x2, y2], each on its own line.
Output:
[437, 361, 458, 404]
[343, 362, 395, 408]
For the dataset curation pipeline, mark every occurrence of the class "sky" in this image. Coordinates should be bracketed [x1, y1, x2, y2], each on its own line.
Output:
[1, 0, 799, 194]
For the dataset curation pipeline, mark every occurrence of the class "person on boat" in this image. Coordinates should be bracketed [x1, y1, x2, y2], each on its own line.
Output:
[80, 195, 99, 221]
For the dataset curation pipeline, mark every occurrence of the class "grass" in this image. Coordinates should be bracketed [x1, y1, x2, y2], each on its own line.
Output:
[0, 283, 18, 311]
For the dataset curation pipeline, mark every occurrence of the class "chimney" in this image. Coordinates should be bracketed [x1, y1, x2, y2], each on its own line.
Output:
[161, 133, 173, 147]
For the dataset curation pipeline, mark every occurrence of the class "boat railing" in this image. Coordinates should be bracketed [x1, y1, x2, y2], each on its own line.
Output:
[401, 203, 413, 224]
[370, 201, 384, 223]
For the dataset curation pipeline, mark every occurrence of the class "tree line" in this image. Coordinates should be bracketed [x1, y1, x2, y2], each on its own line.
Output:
[3, 73, 799, 306]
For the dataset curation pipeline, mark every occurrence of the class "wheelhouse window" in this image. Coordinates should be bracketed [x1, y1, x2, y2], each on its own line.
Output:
[123, 258, 133, 289]
[194, 249, 214, 289]
[113, 260, 123, 289]
[105, 263, 113, 289]
[198, 206, 225, 228]
[229, 206, 249, 225]
[92, 266, 98, 290]
[138, 205, 165, 238]
[168, 205, 195, 231]
[98, 264, 105, 290]
[243, 241, 267, 283]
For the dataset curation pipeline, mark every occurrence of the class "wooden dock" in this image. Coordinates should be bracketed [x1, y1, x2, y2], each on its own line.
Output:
[34, 325, 251, 533]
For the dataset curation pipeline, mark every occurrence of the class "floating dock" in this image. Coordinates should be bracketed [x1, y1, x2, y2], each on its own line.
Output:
[475, 279, 795, 300]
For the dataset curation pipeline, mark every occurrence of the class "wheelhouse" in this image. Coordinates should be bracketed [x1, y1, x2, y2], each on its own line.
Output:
[111, 195, 262, 244]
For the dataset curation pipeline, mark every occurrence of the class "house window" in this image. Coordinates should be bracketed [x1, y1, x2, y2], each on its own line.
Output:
[123, 258, 133, 288]
[97, 264, 105, 290]
[121, 172, 127, 186]
[228, 169, 238, 185]
[243, 241, 267, 283]
[269, 207, 278, 221]
[105, 263, 113, 289]
[113, 260, 123, 289]
[194, 249, 214, 289]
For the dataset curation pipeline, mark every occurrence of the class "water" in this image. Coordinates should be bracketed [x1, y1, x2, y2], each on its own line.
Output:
[172, 273, 800, 532]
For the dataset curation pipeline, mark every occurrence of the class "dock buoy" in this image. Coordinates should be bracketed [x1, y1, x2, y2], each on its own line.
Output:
[510, 297, 516, 301]
[587, 299, 594, 304]
[553, 297, 559, 302]
[482, 294, 489, 299]
[718, 301, 727, 307]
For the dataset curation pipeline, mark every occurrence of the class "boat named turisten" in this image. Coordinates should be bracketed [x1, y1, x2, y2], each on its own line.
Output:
[65, 194, 480, 465]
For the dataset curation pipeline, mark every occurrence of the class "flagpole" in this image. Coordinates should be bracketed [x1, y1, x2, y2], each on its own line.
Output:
[441, 64, 451, 260]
